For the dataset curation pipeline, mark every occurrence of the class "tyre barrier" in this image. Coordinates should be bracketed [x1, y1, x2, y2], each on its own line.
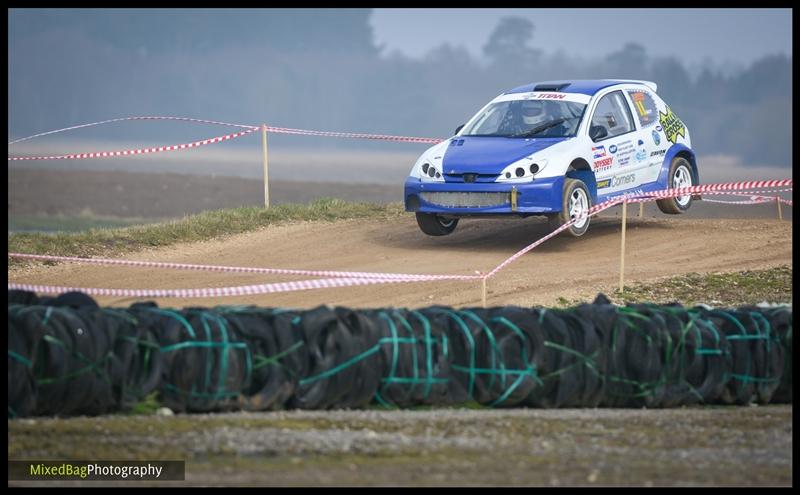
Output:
[7, 290, 792, 417]
[8, 292, 162, 417]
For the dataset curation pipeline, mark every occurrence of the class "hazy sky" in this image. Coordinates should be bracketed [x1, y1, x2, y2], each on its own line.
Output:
[371, 8, 792, 68]
[8, 8, 792, 168]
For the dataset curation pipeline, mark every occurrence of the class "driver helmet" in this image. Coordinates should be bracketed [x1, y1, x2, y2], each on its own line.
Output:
[520, 100, 548, 125]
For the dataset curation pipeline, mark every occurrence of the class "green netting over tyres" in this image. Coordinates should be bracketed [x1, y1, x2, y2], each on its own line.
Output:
[7, 290, 792, 418]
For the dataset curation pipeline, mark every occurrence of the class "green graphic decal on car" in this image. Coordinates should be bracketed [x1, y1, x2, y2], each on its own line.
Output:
[658, 107, 686, 144]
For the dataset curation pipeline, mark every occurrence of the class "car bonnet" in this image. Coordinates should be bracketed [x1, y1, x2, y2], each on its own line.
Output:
[440, 136, 567, 176]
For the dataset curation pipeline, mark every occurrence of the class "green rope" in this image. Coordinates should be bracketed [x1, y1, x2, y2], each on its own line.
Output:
[410, 310, 436, 399]
[8, 350, 33, 368]
[541, 341, 600, 378]
[460, 310, 501, 391]
[373, 390, 395, 409]
[487, 316, 542, 406]
[729, 373, 779, 384]
[377, 312, 402, 402]
[252, 341, 305, 371]
[145, 308, 197, 339]
[37, 333, 112, 386]
[299, 345, 381, 386]
[430, 309, 476, 400]
[395, 310, 420, 396]
[42, 306, 53, 326]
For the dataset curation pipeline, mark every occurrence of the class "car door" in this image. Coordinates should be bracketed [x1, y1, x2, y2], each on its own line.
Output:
[587, 90, 638, 196]
[623, 87, 665, 187]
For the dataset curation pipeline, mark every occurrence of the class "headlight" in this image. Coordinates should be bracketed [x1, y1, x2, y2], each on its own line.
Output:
[419, 162, 443, 181]
[531, 159, 548, 175]
[523, 159, 549, 177]
[497, 158, 548, 182]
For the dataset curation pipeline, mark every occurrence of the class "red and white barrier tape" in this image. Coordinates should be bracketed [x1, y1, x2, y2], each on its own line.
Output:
[485, 180, 793, 279]
[623, 190, 790, 205]
[485, 196, 624, 278]
[629, 179, 792, 199]
[640, 189, 791, 201]
[265, 126, 442, 144]
[7, 253, 481, 281]
[8, 127, 259, 161]
[724, 188, 793, 196]
[8, 116, 257, 145]
[8, 119, 442, 161]
[702, 198, 772, 205]
[7, 276, 420, 298]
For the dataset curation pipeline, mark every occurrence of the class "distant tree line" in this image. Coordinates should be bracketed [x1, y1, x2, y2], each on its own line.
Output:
[8, 10, 791, 166]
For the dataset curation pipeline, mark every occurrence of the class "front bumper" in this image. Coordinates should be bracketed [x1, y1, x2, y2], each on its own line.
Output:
[404, 176, 564, 215]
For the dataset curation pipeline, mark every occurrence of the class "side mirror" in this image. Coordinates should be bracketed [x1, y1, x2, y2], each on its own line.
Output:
[589, 125, 608, 141]
[454, 124, 465, 135]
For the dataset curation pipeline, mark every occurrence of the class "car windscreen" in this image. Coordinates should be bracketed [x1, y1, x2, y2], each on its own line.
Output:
[461, 100, 586, 138]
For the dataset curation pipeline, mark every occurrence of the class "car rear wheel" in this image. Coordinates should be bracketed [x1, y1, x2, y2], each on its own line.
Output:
[416, 213, 459, 236]
[547, 178, 591, 237]
[657, 157, 694, 214]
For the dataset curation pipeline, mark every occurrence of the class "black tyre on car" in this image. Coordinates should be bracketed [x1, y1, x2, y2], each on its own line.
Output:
[548, 177, 591, 237]
[657, 157, 694, 214]
[416, 213, 459, 236]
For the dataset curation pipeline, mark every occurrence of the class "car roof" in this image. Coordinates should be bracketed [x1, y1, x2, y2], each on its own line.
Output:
[505, 79, 657, 96]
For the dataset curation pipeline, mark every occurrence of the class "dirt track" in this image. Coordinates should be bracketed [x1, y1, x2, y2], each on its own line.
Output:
[10, 212, 792, 309]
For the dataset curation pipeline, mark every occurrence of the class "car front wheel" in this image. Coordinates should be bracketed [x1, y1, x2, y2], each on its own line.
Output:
[547, 178, 592, 237]
[657, 157, 694, 214]
[416, 213, 459, 236]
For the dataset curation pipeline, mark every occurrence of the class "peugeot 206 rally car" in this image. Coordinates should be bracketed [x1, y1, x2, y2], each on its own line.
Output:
[404, 80, 698, 236]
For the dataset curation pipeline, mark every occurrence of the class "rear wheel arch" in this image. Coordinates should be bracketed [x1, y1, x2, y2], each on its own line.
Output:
[659, 146, 699, 186]
[674, 150, 699, 184]
[656, 156, 694, 214]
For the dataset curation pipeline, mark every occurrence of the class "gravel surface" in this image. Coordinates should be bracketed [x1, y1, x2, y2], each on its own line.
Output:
[9, 405, 792, 486]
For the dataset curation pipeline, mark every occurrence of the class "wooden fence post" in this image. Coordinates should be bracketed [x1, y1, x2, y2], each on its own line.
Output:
[262, 124, 270, 208]
[619, 200, 628, 293]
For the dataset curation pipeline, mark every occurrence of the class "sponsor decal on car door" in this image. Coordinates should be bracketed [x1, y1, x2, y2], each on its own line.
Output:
[595, 138, 636, 191]
[589, 90, 639, 194]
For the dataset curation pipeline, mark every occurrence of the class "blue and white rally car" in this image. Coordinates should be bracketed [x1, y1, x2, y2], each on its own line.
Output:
[404, 79, 698, 236]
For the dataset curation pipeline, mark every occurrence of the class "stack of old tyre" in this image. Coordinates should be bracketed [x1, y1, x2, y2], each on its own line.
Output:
[8, 290, 792, 417]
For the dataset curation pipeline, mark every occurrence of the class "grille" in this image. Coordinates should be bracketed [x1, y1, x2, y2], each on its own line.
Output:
[443, 173, 499, 183]
[420, 192, 510, 208]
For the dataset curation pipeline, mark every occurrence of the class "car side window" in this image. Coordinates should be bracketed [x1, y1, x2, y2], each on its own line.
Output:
[627, 89, 659, 128]
[590, 91, 635, 139]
